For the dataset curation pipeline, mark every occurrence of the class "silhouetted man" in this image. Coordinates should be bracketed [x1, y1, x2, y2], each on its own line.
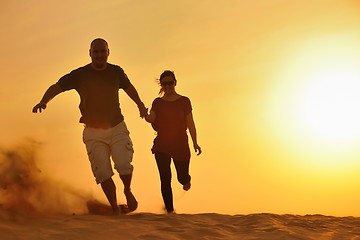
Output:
[33, 38, 147, 215]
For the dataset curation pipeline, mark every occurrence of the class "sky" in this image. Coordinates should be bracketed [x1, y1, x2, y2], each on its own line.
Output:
[1, 0, 360, 216]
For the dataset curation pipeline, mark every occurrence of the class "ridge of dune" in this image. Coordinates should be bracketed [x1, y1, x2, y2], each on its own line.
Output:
[1, 211, 360, 240]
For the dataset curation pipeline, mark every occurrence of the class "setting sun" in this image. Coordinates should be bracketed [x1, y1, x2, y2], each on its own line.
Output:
[301, 64, 360, 143]
[293, 36, 360, 146]
[267, 34, 360, 170]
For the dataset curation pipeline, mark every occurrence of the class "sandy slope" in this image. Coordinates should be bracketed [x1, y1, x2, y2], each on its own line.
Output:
[1, 212, 360, 240]
[1, 143, 360, 239]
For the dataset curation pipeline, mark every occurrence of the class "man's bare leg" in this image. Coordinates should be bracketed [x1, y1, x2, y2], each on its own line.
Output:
[101, 178, 119, 215]
[120, 173, 138, 211]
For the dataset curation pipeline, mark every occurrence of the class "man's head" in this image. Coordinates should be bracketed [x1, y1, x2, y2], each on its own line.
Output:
[89, 38, 109, 70]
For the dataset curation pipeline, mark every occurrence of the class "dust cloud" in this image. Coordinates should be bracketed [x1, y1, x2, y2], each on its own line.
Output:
[0, 139, 93, 216]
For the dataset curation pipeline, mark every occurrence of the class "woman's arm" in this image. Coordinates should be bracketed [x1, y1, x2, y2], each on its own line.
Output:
[186, 112, 202, 155]
[144, 109, 156, 123]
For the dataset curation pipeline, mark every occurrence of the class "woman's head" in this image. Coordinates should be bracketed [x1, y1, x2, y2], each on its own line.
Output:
[158, 70, 177, 95]
[160, 70, 176, 82]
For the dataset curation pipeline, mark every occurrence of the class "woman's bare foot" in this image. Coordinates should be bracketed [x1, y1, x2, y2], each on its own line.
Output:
[183, 181, 191, 191]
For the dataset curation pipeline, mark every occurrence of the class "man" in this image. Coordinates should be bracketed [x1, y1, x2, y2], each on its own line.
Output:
[32, 38, 147, 215]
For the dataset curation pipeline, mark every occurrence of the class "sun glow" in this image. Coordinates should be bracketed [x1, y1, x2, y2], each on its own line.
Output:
[268, 35, 360, 169]
[301, 64, 360, 143]
[278, 35, 360, 144]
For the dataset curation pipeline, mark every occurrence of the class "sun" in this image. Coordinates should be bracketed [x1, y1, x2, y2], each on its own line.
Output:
[267, 35, 360, 168]
[300, 63, 360, 143]
[277, 35, 360, 146]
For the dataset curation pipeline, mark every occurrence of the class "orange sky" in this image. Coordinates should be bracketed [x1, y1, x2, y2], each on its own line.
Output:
[2, 0, 360, 216]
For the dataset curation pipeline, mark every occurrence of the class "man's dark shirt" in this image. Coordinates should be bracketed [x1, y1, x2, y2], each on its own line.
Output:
[57, 63, 131, 128]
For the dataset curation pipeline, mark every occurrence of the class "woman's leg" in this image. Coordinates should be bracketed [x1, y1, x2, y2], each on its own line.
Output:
[155, 152, 174, 213]
[173, 159, 191, 190]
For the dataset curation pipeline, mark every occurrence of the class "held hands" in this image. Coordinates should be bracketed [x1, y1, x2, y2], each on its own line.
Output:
[137, 103, 148, 119]
[194, 143, 202, 156]
[32, 102, 47, 113]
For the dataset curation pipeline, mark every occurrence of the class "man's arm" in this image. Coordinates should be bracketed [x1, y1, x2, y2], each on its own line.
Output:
[123, 84, 147, 118]
[32, 83, 63, 113]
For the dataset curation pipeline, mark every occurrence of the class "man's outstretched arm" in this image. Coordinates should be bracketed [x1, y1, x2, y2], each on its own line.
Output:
[32, 84, 63, 113]
[123, 84, 147, 118]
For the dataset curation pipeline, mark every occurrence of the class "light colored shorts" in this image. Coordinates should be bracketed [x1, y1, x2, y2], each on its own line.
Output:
[82, 121, 134, 184]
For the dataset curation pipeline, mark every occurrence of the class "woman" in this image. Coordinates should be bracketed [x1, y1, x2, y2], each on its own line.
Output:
[144, 70, 202, 213]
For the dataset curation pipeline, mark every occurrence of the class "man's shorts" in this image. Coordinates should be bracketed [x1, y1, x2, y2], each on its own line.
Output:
[82, 121, 134, 184]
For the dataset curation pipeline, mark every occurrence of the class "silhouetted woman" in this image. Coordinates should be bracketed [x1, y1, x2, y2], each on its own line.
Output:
[144, 70, 202, 213]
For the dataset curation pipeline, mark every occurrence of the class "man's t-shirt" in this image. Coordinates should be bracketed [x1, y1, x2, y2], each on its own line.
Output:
[57, 63, 131, 128]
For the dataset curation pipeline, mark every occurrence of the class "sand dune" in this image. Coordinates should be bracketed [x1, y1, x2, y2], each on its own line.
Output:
[2, 141, 360, 239]
[1, 210, 360, 240]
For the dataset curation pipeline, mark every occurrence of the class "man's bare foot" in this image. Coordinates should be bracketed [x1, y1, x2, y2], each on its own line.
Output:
[112, 206, 120, 216]
[183, 181, 191, 191]
[87, 200, 119, 216]
[121, 190, 137, 214]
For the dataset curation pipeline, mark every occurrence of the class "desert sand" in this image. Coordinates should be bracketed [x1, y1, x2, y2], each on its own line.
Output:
[1, 209, 360, 240]
[2, 142, 360, 239]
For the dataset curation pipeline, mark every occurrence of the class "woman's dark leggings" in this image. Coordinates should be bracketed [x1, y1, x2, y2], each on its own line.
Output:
[155, 152, 191, 212]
